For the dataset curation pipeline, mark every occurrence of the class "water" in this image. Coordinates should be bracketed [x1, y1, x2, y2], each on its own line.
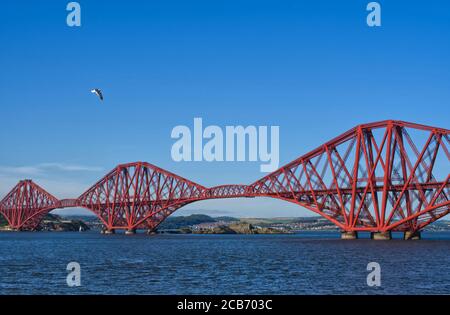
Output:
[1, 231, 450, 295]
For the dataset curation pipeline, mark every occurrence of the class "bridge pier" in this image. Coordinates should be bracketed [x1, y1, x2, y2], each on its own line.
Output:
[102, 229, 115, 235]
[125, 229, 136, 235]
[341, 231, 358, 240]
[404, 231, 421, 240]
[371, 231, 392, 240]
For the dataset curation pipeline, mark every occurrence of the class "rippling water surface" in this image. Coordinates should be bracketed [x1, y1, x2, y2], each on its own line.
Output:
[1, 231, 450, 295]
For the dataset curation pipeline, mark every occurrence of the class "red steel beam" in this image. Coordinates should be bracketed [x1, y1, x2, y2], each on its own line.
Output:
[0, 120, 448, 234]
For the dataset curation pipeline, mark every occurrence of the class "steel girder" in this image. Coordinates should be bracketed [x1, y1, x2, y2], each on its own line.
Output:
[1, 121, 448, 233]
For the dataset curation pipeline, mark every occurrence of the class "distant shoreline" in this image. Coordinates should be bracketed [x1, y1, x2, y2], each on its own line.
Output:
[2, 213, 450, 233]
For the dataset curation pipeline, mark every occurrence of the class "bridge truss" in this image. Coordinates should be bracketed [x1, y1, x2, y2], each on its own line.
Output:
[1, 121, 448, 238]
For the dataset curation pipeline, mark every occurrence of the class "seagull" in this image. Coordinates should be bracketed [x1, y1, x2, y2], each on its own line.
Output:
[90, 88, 104, 101]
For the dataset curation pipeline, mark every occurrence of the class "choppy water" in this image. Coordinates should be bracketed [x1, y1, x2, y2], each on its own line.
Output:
[1, 231, 450, 295]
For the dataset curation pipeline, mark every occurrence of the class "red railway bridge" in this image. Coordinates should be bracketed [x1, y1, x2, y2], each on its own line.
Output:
[1, 120, 449, 240]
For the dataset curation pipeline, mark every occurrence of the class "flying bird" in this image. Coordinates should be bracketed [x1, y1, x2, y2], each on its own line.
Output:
[90, 88, 104, 101]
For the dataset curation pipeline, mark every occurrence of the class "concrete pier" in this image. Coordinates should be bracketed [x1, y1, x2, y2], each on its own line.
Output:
[341, 231, 358, 240]
[103, 229, 115, 235]
[125, 229, 136, 235]
[371, 231, 392, 240]
[404, 231, 421, 240]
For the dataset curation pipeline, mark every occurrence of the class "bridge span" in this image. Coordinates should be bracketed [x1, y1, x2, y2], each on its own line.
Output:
[1, 120, 449, 240]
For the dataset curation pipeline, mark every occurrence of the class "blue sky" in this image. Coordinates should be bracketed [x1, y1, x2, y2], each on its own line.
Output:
[0, 0, 449, 217]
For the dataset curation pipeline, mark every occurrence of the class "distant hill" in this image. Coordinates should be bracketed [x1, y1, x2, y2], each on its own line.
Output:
[61, 215, 101, 223]
[239, 217, 322, 226]
[214, 216, 240, 222]
[159, 214, 239, 230]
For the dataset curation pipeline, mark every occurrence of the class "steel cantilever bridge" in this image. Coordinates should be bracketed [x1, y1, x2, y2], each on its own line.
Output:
[1, 120, 449, 240]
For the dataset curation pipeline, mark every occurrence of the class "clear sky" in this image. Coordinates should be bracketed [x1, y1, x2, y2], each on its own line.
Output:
[0, 0, 449, 217]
